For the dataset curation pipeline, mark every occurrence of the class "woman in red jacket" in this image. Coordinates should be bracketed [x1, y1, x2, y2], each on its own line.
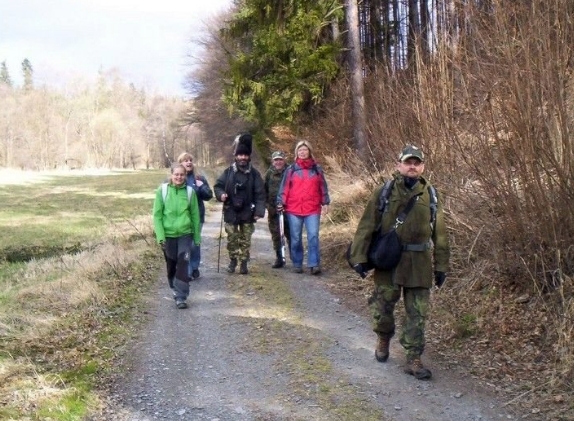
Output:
[277, 140, 330, 274]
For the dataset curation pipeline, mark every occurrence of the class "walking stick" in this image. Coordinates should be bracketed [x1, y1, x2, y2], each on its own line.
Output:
[278, 211, 286, 265]
[217, 205, 224, 273]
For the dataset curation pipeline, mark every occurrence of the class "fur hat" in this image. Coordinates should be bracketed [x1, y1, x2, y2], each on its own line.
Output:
[294, 139, 313, 158]
[233, 133, 253, 156]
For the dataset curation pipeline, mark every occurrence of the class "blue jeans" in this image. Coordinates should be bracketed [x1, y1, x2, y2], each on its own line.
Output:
[188, 223, 203, 275]
[286, 213, 321, 268]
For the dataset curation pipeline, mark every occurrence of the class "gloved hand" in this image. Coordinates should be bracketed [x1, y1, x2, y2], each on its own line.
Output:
[276, 203, 284, 212]
[159, 241, 166, 252]
[434, 271, 446, 288]
[353, 263, 368, 279]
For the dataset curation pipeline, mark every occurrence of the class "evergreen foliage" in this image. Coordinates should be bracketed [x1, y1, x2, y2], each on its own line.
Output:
[22, 58, 33, 91]
[221, 0, 344, 127]
[0, 61, 12, 87]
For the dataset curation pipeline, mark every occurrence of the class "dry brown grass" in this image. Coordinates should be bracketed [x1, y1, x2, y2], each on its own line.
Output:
[305, 2, 574, 418]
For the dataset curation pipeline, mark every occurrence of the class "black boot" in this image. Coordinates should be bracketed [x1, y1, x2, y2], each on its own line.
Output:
[272, 251, 285, 268]
[227, 258, 237, 273]
[239, 260, 248, 274]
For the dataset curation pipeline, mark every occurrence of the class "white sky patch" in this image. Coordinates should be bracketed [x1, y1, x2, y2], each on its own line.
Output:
[0, 0, 232, 96]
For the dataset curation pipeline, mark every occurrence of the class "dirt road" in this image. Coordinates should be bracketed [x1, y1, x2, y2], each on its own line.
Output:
[103, 205, 520, 421]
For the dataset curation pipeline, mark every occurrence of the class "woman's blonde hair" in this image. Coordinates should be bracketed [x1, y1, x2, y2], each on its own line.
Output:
[294, 139, 313, 158]
[170, 163, 186, 174]
[177, 152, 193, 163]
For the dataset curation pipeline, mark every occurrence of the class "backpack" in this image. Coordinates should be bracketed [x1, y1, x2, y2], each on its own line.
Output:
[378, 179, 438, 231]
[161, 182, 194, 204]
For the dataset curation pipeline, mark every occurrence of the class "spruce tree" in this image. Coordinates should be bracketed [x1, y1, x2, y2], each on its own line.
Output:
[0, 61, 12, 86]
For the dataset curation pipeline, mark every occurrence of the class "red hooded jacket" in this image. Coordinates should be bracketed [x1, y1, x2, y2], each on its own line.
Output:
[278, 158, 330, 216]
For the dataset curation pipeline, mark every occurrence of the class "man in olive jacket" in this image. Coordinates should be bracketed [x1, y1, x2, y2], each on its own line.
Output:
[348, 145, 450, 380]
[264, 151, 291, 268]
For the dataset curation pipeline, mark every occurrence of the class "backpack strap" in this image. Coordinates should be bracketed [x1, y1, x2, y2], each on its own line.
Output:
[377, 179, 438, 231]
[161, 182, 168, 202]
[427, 185, 438, 231]
[186, 185, 194, 203]
[377, 179, 395, 212]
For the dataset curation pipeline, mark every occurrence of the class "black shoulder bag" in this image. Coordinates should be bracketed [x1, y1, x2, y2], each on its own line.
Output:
[368, 193, 421, 271]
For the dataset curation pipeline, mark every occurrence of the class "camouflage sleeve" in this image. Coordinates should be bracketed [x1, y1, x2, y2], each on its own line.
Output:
[349, 184, 384, 266]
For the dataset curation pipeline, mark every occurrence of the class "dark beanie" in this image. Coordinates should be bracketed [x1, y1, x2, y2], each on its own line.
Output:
[234, 133, 252, 156]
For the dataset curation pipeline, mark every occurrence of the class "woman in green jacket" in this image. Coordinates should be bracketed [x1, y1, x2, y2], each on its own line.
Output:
[153, 163, 201, 309]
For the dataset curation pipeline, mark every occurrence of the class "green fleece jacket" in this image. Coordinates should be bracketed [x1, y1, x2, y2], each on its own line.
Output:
[152, 183, 201, 245]
[349, 173, 450, 288]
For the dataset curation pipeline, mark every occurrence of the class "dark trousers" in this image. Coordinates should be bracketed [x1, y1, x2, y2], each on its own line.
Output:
[163, 235, 192, 301]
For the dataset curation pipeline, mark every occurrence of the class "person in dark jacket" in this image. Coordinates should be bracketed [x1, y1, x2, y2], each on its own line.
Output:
[153, 163, 201, 309]
[348, 145, 450, 380]
[177, 152, 213, 280]
[264, 151, 291, 268]
[277, 140, 330, 275]
[214, 133, 265, 275]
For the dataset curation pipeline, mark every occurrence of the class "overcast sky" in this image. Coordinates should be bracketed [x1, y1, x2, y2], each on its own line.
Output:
[0, 0, 232, 96]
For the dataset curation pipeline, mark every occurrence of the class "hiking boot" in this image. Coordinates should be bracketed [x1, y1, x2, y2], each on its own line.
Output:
[192, 269, 200, 279]
[176, 300, 188, 309]
[239, 260, 248, 274]
[293, 266, 303, 273]
[404, 358, 432, 380]
[375, 336, 390, 362]
[310, 266, 321, 275]
[272, 252, 285, 269]
[227, 258, 238, 273]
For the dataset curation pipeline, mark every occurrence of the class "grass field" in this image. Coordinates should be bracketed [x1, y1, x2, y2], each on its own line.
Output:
[0, 168, 177, 420]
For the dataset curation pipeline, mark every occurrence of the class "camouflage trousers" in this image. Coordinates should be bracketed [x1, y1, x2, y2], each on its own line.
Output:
[267, 212, 290, 254]
[225, 222, 255, 261]
[369, 277, 430, 360]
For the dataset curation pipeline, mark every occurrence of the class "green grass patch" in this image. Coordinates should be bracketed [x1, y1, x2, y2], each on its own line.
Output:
[0, 169, 167, 420]
[0, 169, 165, 261]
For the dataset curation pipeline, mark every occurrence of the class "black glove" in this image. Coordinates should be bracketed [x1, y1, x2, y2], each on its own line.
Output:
[353, 263, 368, 279]
[434, 271, 446, 288]
[159, 241, 166, 252]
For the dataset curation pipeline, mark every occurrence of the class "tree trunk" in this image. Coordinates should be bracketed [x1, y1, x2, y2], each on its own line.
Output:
[345, 0, 368, 160]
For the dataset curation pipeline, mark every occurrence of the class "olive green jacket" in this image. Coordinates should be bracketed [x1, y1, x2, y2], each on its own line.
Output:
[264, 165, 287, 218]
[349, 173, 450, 288]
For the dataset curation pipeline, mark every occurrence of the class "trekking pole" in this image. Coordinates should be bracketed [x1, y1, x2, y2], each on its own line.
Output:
[217, 205, 224, 273]
[279, 211, 286, 264]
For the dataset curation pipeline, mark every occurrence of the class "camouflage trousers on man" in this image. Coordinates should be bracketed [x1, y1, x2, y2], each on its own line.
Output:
[267, 212, 290, 254]
[225, 222, 255, 261]
[369, 278, 430, 360]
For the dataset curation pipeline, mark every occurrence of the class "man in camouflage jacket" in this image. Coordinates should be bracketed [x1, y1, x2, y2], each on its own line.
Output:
[348, 145, 450, 380]
[264, 151, 291, 268]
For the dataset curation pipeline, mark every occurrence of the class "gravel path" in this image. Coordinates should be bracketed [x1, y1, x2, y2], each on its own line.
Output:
[102, 205, 520, 421]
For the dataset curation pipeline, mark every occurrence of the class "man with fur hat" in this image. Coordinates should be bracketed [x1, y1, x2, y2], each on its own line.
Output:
[214, 133, 266, 275]
[348, 145, 450, 380]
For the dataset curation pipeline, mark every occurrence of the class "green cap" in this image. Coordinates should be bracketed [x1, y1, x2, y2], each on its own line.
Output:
[271, 151, 286, 160]
[398, 145, 424, 162]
